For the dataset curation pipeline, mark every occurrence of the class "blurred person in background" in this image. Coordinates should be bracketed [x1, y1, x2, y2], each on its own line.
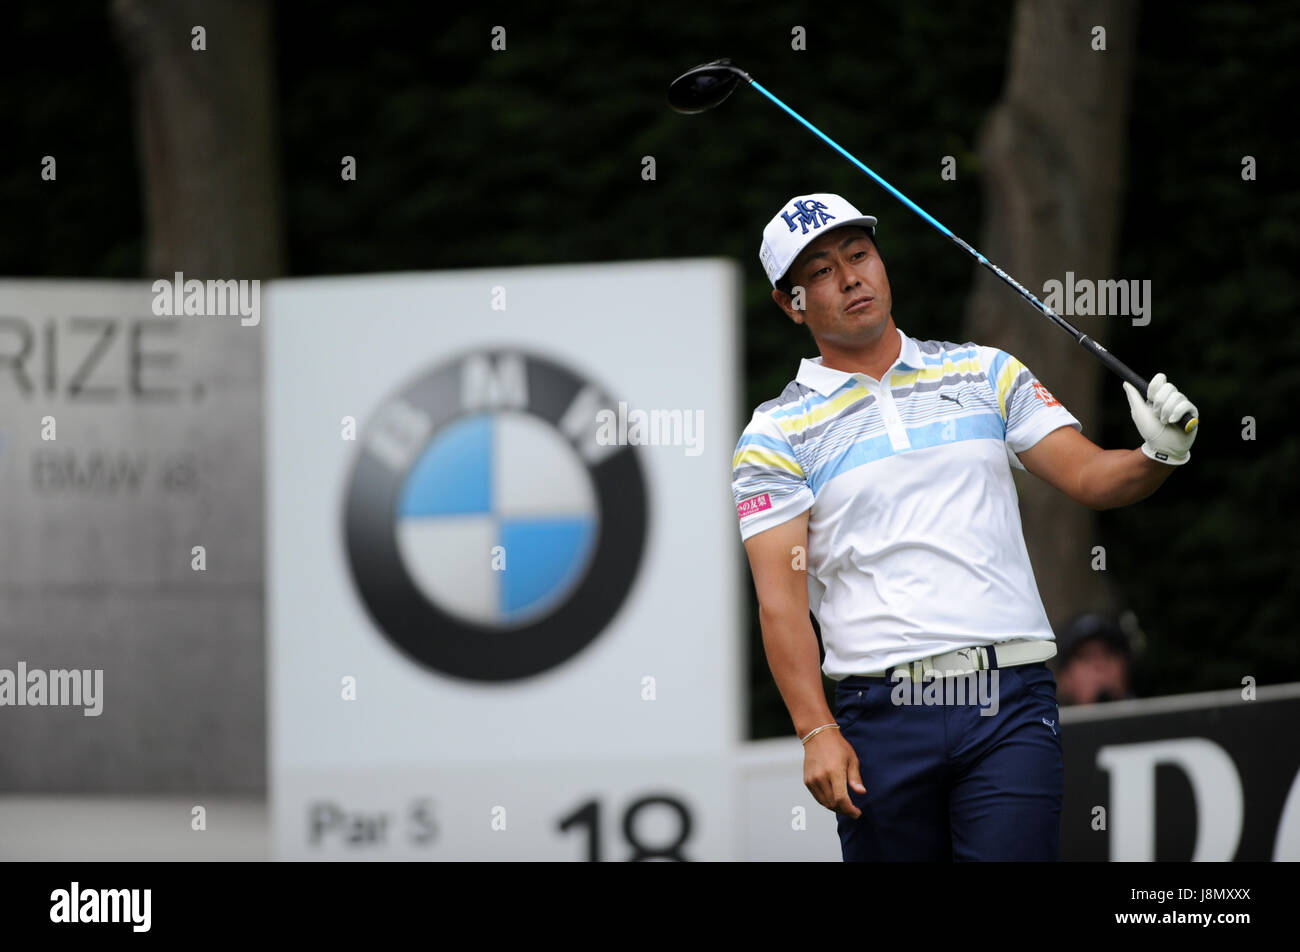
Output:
[1053, 611, 1143, 705]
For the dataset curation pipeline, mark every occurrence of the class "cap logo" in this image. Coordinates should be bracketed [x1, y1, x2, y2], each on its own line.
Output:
[781, 199, 836, 235]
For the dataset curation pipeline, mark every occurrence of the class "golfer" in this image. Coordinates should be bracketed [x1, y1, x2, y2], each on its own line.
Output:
[732, 193, 1198, 861]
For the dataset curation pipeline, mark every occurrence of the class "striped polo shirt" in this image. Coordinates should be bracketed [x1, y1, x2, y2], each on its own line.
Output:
[732, 325, 1081, 680]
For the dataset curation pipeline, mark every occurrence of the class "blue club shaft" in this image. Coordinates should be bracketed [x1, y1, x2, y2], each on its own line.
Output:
[750, 79, 954, 239]
[741, 76, 1195, 432]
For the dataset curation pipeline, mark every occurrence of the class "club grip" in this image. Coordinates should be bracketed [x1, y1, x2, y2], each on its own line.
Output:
[1077, 336, 1199, 434]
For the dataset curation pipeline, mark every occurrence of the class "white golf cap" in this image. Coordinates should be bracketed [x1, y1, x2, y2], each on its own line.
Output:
[759, 193, 878, 287]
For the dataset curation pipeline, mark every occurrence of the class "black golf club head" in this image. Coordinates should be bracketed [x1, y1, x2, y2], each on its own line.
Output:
[667, 59, 750, 114]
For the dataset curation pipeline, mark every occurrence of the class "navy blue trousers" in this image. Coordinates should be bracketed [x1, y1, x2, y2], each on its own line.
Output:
[833, 661, 1062, 861]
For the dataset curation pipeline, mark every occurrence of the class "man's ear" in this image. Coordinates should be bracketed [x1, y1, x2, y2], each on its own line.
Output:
[771, 287, 803, 324]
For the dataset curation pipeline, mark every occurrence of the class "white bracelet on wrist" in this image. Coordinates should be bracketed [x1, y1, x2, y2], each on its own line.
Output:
[800, 723, 840, 745]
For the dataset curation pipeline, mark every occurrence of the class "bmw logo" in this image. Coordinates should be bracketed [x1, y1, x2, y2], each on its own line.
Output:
[343, 350, 649, 681]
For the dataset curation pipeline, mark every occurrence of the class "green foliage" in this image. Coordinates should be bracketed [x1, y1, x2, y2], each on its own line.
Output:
[1099, 0, 1300, 699]
[1, 3, 141, 276]
[8, 0, 1295, 737]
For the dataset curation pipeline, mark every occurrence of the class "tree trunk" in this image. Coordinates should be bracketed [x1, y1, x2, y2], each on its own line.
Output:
[964, 0, 1138, 626]
[111, 0, 284, 276]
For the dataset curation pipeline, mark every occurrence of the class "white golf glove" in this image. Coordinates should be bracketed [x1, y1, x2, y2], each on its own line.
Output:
[1122, 372, 1198, 465]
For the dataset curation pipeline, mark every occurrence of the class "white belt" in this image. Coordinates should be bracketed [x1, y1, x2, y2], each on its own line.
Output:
[859, 639, 1057, 681]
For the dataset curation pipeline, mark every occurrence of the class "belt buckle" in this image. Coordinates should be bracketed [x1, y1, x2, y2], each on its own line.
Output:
[940, 647, 981, 677]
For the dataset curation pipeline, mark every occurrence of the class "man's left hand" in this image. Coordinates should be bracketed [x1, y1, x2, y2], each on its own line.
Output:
[1122, 372, 1198, 465]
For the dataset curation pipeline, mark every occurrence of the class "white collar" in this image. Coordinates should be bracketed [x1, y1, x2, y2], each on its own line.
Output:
[795, 326, 925, 397]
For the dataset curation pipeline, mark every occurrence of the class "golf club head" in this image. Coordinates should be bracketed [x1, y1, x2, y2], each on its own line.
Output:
[667, 59, 749, 114]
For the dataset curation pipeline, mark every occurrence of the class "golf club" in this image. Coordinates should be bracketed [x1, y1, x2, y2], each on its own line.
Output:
[668, 59, 1198, 434]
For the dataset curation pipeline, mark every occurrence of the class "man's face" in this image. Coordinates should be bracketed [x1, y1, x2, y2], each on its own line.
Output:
[774, 225, 893, 346]
[1057, 640, 1130, 704]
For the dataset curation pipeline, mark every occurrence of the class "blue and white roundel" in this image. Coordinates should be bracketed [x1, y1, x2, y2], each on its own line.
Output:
[344, 349, 648, 682]
[394, 411, 599, 627]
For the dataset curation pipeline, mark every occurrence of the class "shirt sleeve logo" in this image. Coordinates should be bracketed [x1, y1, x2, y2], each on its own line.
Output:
[1031, 381, 1061, 407]
[737, 492, 773, 519]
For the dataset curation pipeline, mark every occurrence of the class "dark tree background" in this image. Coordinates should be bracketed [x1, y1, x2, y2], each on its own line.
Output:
[5, 1, 1296, 740]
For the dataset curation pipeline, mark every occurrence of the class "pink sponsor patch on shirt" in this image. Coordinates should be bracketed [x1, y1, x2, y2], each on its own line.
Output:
[737, 492, 773, 519]
[1031, 381, 1061, 407]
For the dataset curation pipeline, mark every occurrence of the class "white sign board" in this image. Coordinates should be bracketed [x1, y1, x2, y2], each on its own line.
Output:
[267, 261, 743, 859]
